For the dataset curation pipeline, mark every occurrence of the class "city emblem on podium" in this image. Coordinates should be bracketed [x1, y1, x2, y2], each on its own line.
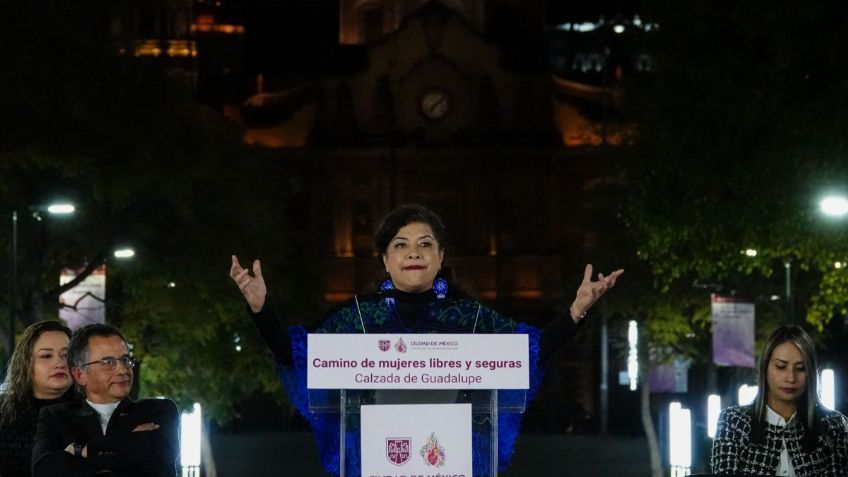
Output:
[378, 339, 391, 352]
[386, 437, 411, 465]
[394, 337, 407, 353]
[420, 432, 446, 467]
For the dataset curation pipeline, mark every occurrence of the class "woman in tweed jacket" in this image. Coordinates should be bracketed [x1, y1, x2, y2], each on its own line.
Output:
[712, 325, 848, 476]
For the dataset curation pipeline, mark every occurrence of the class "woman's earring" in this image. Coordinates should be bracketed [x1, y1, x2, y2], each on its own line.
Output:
[380, 279, 395, 306]
[433, 277, 448, 299]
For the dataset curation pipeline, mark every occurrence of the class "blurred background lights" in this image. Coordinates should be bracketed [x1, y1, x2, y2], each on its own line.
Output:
[820, 368, 835, 410]
[738, 384, 758, 406]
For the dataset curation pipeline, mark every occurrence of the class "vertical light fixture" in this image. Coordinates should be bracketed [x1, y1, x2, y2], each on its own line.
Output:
[821, 369, 836, 410]
[707, 394, 721, 438]
[180, 402, 202, 477]
[669, 402, 692, 476]
[627, 320, 638, 391]
[8, 202, 75, 357]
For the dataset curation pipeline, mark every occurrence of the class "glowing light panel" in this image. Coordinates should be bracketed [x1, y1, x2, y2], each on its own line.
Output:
[707, 394, 721, 438]
[669, 402, 691, 475]
[738, 385, 758, 406]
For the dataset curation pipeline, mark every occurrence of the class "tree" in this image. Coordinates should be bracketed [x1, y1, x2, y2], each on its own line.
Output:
[626, 0, 848, 330]
[0, 0, 321, 422]
[617, 0, 848, 472]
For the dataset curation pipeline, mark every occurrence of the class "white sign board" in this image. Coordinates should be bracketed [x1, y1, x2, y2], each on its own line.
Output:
[307, 334, 528, 390]
[361, 404, 471, 477]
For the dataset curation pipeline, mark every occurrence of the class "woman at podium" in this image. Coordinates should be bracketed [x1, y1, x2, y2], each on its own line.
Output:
[230, 204, 622, 476]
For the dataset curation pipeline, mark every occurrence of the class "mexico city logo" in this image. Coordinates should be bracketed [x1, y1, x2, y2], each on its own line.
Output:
[386, 437, 411, 465]
[394, 337, 407, 353]
[420, 432, 446, 467]
[378, 339, 391, 352]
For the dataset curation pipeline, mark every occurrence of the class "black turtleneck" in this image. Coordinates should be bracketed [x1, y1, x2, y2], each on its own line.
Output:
[385, 288, 433, 331]
[0, 391, 76, 477]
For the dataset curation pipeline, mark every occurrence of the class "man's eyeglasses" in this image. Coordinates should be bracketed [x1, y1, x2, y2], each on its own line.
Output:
[81, 356, 137, 371]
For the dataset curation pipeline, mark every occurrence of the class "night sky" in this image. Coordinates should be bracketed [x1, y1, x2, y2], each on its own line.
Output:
[230, 0, 642, 74]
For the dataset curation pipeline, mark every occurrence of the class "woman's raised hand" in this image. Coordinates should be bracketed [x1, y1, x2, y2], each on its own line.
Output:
[570, 264, 624, 322]
[230, 255, 267, 313]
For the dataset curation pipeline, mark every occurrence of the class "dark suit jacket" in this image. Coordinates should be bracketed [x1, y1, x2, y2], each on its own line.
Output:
[31, 397, 179, 477]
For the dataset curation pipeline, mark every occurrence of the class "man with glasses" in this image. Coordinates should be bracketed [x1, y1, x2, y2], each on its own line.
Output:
[32, 324, 179, 476]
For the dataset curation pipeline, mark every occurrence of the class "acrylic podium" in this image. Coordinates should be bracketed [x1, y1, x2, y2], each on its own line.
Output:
[306, 334, 531, 477]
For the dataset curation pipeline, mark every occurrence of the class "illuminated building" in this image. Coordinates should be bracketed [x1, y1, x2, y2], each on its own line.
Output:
[233, 1, 652, 427]
[110, 0, 244, 97]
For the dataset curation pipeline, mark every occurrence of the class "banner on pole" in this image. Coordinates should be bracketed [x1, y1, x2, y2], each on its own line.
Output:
[649, 359, 690, 393]
[59, 266, 106, 330]
[711, 294, 755, 368]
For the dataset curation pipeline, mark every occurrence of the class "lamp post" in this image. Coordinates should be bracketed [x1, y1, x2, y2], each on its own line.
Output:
[8, 210, 17, 358]
[785, 258, 794, 323]
[7, 203, 75, 358]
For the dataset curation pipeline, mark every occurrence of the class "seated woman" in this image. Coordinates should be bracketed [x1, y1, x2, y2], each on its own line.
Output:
[712, 325, 848, 476]
[230, 204, 622, 476]
[0, 321, 77, 477]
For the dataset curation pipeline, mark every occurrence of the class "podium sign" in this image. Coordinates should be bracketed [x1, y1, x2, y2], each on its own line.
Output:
[307, 334, 529, 390]
[361, 404, 472, 477]
[307, 334, 531, 477]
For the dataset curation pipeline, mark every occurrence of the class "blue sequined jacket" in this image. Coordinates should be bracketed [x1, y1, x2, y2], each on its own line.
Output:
[252, 293, 579, 476]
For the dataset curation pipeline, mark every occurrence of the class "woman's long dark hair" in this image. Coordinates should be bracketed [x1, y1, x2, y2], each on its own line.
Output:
[751, 325, 822, 450]
[0, 321, 73, 425]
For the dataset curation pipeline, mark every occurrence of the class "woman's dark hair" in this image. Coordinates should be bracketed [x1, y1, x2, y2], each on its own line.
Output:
[751, 325, 822, 450]
[0, 321, 72, 425]
[371, 204, 472, 298]
[374, 204, 448, 255]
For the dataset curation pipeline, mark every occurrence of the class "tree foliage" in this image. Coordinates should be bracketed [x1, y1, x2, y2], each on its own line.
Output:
[625, 0, 848, 334]
[1, 0, 321, 422]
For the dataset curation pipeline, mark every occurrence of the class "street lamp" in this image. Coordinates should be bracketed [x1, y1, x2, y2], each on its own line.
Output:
[46, 204, 75, 215]
[820, 195, 848, 217]
[7, 203, 75, 358]
[113, 247, 136, 259]
[740, 194, 848, 324]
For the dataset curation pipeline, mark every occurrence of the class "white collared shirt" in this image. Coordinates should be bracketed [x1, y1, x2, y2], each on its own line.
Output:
[86, 400, 120, 434]
[766, 405, 797, 477]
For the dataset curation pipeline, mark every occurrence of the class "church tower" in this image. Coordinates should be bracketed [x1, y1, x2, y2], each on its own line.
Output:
[339, 0, 491, 44]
